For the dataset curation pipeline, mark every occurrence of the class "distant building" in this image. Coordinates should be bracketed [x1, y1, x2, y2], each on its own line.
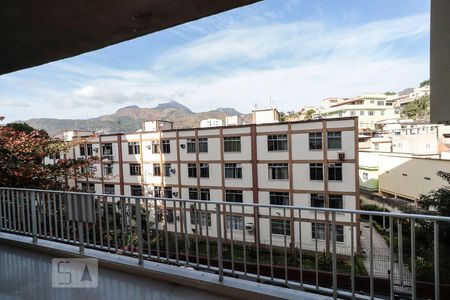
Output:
[225, 115, 240, 126]
[320, 94, 400, 130]
[359, 151, 450, 204]
[63, 130, 95, 141]
[252, 108, 280, 124]
[387, 84, 430, 108]
[200, 118, 223, 128]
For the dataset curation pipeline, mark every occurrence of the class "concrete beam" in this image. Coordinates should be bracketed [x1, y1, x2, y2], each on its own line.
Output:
[430, 0, 450, 124]
[0, 0, 260, 75]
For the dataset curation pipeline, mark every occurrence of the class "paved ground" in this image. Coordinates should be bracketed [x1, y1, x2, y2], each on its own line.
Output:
[0, 243, 231, 300]
[360, 222, 412, 293]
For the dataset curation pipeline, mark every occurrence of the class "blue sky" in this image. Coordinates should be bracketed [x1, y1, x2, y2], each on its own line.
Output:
[0, 0, 430, 122]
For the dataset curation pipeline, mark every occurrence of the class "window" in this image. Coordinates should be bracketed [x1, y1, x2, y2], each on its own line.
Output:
[198, 138, 208, 153]
[162, 140, 170, 153]
[310, 163, 323, 180]
[166, 209, 174, 223]
[80, 145, 85, 156]
[360, 110, 365, 116]
[225, 163, 242, 179]
[271, 219, 291, 236]
[200, 163, 209, 178]
[370, 99, 375, 104]
[312, 223, 325, 240]
[267, 134, 288, 151]
[224, 137, 241, 152]
[309, 132, 322, 150]
[312, 223, 344, 242]
[163, 187, 172, 198]
[163, 163, 171, 176]
[328, 163, 343, 181]
[329, 194, 343, 209]
[269, 192, 289, 205]
[268, 163, 288, 180]
[225, 190, 243, 203]
[377, 100, 384, 106]
[187, 139, 196, 153]
[374, 144, 379, 150]
[81, 182, 95, 193]
[128, 142, 140, 155]
[190, 211, 211, 227]
[200, 189, 210, 201]
[368, 111, 374, 116]
[380, 110, 385, 116]
[363, 172, 368, 180]
[87, 144, 93, 156]
[189, 188, 198, 200]
[154, 186, 161, 197]
[131, 185, 143, 197]
[104, 164, 113, 176]
[327, 131, 341, 149]
[188, 163, 197, 178]
[310, 193, 324, 207]
[153, 163, 161, 176]
[104, 184, 115, 195]
[129, 164, 141, 176]
[226, 215, 244, 230]
[424, 177, 431, 181]
[102, 143, 113, 156]
[330, 225, 344, 242]
[350, 111, 356, 116]
[152, 141, 160, 154]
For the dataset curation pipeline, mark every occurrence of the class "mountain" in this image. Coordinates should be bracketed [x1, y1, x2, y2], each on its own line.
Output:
[25, 101, 249, 136]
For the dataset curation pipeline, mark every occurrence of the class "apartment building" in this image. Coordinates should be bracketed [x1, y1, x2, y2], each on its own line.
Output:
[320, 94, 400, 130]
[55, 115, 359, 254]
[387, 84, 430, 108]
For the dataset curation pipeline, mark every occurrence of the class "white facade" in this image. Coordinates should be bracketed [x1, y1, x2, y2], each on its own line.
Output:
[200, 118, 223, 128]
[359, 151, 450, 203]
[320, 94, 400, 130]
[252, 109, 280, 124]
[56, 118, 359, 254]
[388, 85, 430, 108]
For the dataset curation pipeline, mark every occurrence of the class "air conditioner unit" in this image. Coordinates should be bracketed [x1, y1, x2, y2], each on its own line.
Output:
[180, 144, 186, 149]
[146, 145, 152, 150]
[191, 226, 197, 232]
[93, 148, 99, 153]
[245, 222, 254, 232]
[148, 190, 154, 196]
[170, 168, 176, 174]
[338, 152, 345, 161]
[172, 191, 179, 197]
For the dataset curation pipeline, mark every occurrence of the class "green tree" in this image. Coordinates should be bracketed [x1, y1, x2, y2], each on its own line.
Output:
[401, 95, 429, 120]
[420, 79, 430, 88]
[384, 92, 396, 95]
[304, 109, 316, 120]
[420, 171, 450, 216]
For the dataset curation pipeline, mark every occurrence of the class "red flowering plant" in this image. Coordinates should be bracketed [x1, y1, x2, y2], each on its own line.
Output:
[0, 120, 98, 190]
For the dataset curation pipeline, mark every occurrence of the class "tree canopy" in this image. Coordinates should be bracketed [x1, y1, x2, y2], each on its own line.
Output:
[0, 122, 96, 190]
[401, 95, 429, 120]
[420, 171, 450, 216]
[419, 79, 430, 88]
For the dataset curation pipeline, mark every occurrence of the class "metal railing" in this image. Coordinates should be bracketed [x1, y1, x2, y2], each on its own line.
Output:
[0, 187, 449, 299]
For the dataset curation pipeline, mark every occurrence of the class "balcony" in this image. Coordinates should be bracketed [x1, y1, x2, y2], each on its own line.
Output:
[0, 187, 449, 299]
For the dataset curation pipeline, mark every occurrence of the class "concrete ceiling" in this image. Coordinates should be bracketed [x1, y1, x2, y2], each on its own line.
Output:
[0, 0, 260, 75]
